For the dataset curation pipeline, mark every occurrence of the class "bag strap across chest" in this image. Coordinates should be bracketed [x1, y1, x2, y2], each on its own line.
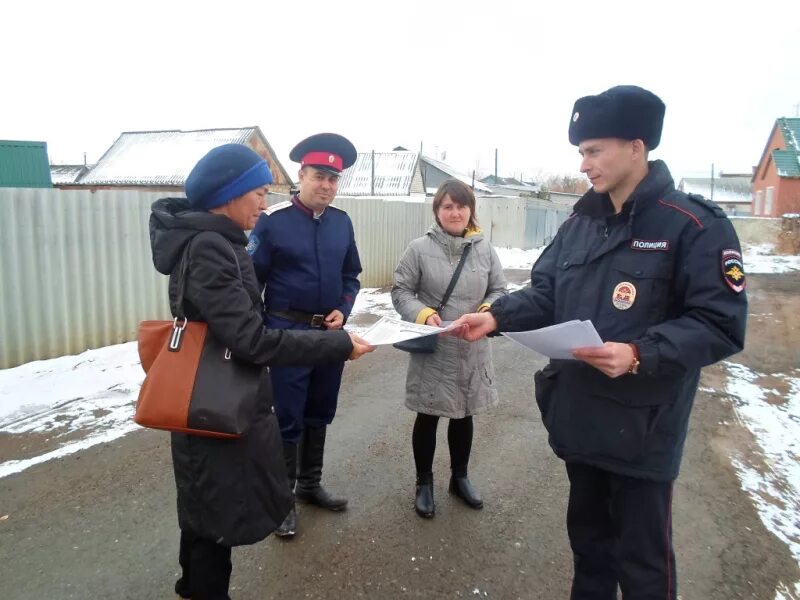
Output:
[433, 243, 472, 313]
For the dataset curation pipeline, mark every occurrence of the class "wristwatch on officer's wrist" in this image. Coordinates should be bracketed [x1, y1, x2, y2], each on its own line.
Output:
[627, 343, 640, 375]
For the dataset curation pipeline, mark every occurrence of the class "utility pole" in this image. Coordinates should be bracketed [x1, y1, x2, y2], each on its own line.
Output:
[710, 163, 715, 202]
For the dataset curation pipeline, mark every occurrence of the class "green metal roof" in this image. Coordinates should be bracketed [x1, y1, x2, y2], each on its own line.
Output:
[0, 140, 52, 188]
[778, 117, 800, 150]
[773, 150, 800, 177]
[771, 118, 800, 178]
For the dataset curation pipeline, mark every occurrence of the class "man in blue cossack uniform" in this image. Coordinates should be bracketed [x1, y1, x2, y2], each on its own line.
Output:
[247, 133, 361, 538]
[454, 86, 748, 599]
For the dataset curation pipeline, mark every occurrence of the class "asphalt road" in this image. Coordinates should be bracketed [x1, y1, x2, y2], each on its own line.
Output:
[1, 273, 798, 599]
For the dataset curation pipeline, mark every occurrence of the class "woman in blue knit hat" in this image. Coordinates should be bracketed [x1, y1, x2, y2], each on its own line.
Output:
[149, 143, 373, 599]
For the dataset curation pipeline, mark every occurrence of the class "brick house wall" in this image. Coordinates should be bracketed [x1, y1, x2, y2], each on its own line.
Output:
[752, 124, 800, 217]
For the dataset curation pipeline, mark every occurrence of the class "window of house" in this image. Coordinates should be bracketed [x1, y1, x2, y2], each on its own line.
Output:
[765, 187, 775, 216]
[754, 190, 764, 215]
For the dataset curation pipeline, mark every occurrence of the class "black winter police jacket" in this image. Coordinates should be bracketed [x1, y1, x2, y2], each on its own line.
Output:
[490, 161, 747, 481]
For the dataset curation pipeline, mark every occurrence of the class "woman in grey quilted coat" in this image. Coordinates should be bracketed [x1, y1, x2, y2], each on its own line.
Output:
[391, 179, 507, 518]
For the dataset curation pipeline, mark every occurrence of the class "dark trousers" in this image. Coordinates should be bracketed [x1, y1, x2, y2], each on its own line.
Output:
[412, 413, 473, 476]
[271, 361, 345, 443]
[566, 462, 676, 600]
[177, 529, 233, 600]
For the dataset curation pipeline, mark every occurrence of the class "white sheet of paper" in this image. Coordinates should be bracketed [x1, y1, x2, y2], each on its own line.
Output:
[359, 316, 456, 346]
[501, 320, 604, 359]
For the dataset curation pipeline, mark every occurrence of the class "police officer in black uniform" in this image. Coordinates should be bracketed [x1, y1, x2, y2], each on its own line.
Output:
[247, 133, 361, 538]
[453, 86, 747, 599]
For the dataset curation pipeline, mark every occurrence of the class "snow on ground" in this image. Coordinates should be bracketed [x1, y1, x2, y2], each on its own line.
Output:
[493, 246, 545, 271]
[0, 343, 143, 479]
[722, 361, 800, 562]
[744, 243, 800, 274]
[721, 361, 800, 598]
[345, 287, 398, 335]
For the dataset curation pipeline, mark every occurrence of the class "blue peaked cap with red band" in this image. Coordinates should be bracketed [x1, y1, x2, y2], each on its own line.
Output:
[289, 133, 357, 174]
[185, 144, 273, 210]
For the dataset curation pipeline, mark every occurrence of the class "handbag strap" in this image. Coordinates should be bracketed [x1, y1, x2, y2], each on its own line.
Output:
[434, 243, 472, 313]
[173, 235, 243, 319]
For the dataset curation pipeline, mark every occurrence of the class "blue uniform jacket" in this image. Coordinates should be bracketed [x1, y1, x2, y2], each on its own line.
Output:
[490, 160, 747, 481]
[247, 195, 362, 320]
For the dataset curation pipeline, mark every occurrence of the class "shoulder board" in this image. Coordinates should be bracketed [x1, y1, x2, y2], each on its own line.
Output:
[265, 200, 292, 215]
[685, 192, 727, 218]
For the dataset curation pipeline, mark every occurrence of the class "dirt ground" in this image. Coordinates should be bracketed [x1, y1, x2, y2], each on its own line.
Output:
[0, 272, 799, 599]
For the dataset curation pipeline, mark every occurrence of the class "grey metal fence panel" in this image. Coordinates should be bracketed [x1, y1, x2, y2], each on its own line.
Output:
[1, 190, 569, 368]
[0, 188, 171, 368]
[333, 197, 431, 288]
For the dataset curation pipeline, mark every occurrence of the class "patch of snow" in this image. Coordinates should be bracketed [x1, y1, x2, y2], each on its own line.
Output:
[743, 244, 800, 274]
[721, 361, 800, 565]
[494, 246, 546, 270]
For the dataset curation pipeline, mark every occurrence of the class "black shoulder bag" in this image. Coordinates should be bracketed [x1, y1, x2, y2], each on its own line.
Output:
[393, 244, 472, 354]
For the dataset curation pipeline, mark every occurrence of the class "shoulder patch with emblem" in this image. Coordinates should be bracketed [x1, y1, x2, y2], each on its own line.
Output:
[721, 249, 745, 293]
[265, 200, 292, 215]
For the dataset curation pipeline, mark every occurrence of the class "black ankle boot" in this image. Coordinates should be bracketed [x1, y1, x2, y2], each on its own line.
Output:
[449, 475, 483, 509]
[415, 473, 435, 518]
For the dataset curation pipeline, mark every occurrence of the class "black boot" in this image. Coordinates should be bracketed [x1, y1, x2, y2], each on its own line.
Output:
[449, 473, 483, 509]
[295, 426, 348, 511]
[415, 472, 435, 518]
[275, 442, 298, 538]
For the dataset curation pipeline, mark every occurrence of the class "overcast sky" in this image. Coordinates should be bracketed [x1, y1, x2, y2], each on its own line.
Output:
[3, 0, 799, 183]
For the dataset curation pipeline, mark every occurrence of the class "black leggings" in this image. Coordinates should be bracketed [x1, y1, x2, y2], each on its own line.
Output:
[412, 413, 473, 477]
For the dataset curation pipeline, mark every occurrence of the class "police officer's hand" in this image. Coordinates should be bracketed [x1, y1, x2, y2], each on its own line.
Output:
[425, 314, 442, 327]
[450, 312, 498, 341]
[324, 310, 345, 330]
[347, 333, 375, 360]
[572, 342, 635, 378]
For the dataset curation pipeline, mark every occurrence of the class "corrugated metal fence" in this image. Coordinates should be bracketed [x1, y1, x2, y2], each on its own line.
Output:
[0, 188, 568, 368]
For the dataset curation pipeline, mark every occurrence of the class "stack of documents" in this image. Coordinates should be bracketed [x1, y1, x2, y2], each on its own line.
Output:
[501, 320, 603, 359]
[360, 317, 456, 346]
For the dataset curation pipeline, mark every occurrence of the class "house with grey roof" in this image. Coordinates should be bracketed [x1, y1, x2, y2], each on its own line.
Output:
[419, 155, 492, 195]
[337, 151, 426, 197]
[479, 173, 540, 198]
[678, 174, 752, 216]
[50, 164, 90, 186]
[67, 127, 293, 194]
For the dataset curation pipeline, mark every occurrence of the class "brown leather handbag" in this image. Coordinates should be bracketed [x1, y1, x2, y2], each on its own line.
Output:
[134, 240, 260, 438]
